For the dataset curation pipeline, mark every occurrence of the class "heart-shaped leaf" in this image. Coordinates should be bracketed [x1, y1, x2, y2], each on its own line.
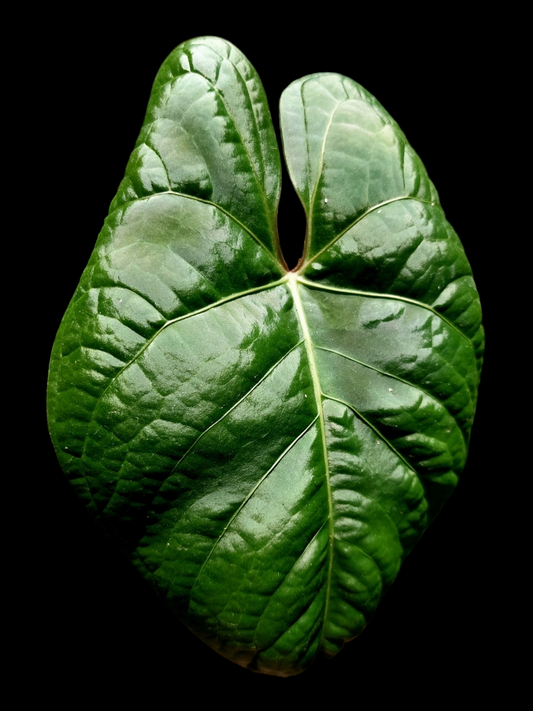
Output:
[47, 36, 483, 677]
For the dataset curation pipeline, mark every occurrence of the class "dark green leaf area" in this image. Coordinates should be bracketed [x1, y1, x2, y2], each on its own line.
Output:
[169, 423, 327, 672]
[137, 390, 428, 675]
[47, 194, 284, 524]
[111, 38, 280, 257]
[54, 284, 304, 548]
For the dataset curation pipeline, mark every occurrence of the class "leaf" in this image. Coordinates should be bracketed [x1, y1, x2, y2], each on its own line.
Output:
[47, 36, 483, 677]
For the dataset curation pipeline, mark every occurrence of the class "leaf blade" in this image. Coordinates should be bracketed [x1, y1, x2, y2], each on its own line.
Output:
[47, 41, 483, 677]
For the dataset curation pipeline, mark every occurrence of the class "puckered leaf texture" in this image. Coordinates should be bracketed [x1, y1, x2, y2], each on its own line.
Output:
[47, 36, 483, 677]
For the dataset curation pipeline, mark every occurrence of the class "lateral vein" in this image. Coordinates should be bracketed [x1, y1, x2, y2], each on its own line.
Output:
[185, 415, 319, 621]
[315, 345, 469, 449]
[79, 277, 290, 512]
[296, 277, 472, 345]
[299, 196, 436, 269]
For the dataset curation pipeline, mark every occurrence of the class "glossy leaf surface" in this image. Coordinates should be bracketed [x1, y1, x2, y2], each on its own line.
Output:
[47, 37, 483, 677]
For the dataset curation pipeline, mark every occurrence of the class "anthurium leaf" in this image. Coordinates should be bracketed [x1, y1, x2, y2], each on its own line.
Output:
[47, 36, 483, 677]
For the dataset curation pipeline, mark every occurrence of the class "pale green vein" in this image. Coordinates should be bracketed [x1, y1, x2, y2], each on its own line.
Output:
[161, 276, 288, 328]
[175, 48, 276, 241]
[153, 340, 304, 491]
[97, 277, 288, 409]
[255, 520, 329, 640]
[322, 392, 417, 477]
[300, 78, 312, 208]
[295, 275, 473, 346]
[307, 97, 341, 246]
[286, 271, 335, 651]
[257, 526, 329, 657]
[112, 221, 223, 305]
[315, 345, 469, 449]
[79, 277, 290, 512]
[141, 138, 172, 190]
[199, 41, 270, 188]
[298, 195, 436, 270]
[165, 190, 274, 257]
[185, 415, 319, 621]
[109, 189, 280, 266]
[103, 339, 305, 515]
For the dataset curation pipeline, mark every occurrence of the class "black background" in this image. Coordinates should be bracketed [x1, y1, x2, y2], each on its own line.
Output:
[35, 14, 506, 704]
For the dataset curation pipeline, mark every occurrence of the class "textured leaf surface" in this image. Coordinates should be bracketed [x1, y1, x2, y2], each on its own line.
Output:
[47, 37, 483, 677]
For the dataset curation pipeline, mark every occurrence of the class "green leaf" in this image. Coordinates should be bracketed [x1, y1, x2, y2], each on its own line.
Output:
[47, 36, 483, 677]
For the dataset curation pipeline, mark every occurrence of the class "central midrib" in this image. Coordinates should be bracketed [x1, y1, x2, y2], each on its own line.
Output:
[286, 271, 334, 648]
